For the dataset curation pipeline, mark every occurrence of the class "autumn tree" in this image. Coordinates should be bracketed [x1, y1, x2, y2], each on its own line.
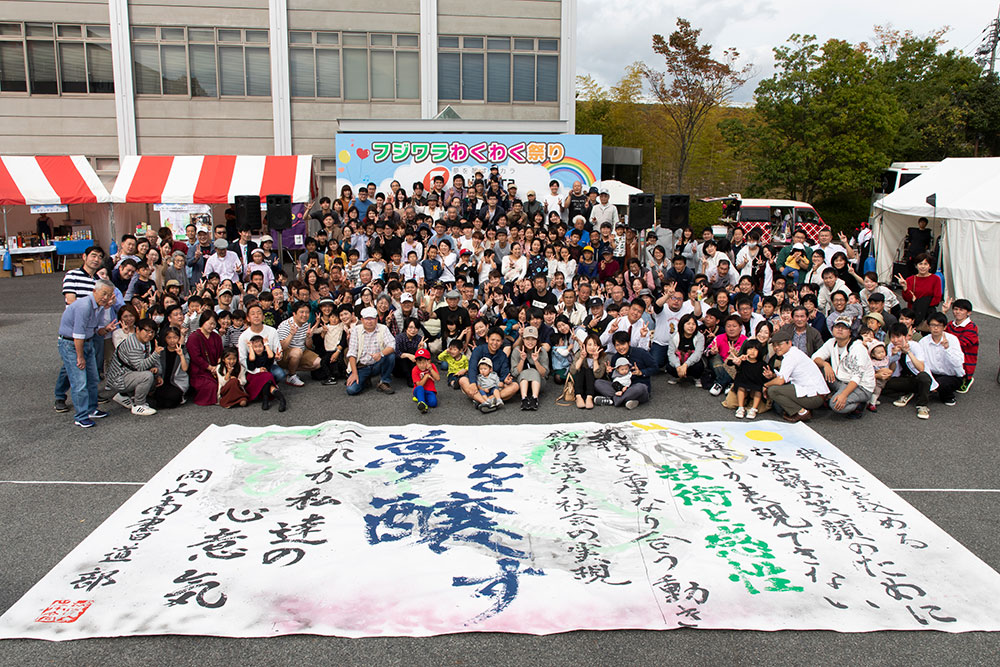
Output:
[642, 18, 751, 192]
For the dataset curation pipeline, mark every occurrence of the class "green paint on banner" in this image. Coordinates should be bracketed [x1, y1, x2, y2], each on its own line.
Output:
[230, 425, 325, 497]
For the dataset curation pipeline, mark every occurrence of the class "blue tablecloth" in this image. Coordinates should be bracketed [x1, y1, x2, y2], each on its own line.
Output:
[54, 239, 94, 255]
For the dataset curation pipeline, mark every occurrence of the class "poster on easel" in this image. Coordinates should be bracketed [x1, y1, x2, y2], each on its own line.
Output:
[155, 204, 213, 239]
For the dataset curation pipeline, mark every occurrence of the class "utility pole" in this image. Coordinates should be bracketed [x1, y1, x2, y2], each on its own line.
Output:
[976, 4, 1000, 74]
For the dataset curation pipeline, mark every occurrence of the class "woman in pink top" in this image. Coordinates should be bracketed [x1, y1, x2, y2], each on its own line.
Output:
[705, 314, 748, 396]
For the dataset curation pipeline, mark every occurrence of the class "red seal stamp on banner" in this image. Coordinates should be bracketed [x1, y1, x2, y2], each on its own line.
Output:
[35, 600, 93, 623]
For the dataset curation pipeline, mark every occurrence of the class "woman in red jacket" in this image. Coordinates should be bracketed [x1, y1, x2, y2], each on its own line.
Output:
[895, 253, 941, 327]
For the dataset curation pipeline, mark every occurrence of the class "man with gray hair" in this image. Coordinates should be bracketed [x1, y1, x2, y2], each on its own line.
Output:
[55, 280, 117, 427]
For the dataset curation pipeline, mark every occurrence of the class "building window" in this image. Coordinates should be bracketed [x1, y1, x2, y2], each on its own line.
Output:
[132, 26, 270, 98]
[288, 31, 418, 101]
[0, 21, 114, 95]
[438, 35, 558, 104]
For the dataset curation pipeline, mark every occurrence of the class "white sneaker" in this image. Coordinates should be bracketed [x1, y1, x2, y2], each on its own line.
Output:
[746, 407, 758, 419]
[893, 393, 914, 407]
[734, 406, 746, 419]
[131, 404, 157, 416]
[916, 406, 930, 420]
[693, 379, 702, 388]
[624, 399, 639, 410]
[709, 383, 724, 396]
[285, 375, 305, 387]
[665, 376, 678, 385]
[112, 393, 132, 408]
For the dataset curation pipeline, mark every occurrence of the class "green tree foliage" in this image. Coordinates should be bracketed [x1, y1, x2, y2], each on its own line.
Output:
[720, 35, 905, 203]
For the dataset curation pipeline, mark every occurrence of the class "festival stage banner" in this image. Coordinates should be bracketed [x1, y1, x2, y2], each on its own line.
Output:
[333, 134, 602, 198]
[2, 419, 999, 640]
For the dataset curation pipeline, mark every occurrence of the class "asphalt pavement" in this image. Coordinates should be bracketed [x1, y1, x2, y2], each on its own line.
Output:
[1, 273, 998, 666]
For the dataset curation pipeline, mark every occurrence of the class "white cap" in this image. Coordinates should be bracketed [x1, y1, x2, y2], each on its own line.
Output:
[400, 293, 414, 302]
[361, 307, 377, 319]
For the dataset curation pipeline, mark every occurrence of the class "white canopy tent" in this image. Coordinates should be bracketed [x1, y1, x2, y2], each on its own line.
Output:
[595, 179, 642, 206]
[873, 157, 1000, 318]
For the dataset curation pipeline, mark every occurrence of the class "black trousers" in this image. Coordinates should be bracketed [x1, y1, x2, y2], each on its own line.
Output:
[572, 366, 597, 398]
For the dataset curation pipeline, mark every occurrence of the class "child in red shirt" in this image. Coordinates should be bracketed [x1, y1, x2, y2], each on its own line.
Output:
[412, 348, 439, 413]
[944, 298, 979, 393]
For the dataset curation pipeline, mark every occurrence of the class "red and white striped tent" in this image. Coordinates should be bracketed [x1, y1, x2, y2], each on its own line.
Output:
[111, 155, 314, 204]
[0, 155, 111, 205]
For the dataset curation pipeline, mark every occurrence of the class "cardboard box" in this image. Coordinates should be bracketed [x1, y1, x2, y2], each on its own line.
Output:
[13, 263, 24, 277]
[20, 258, 37, 276]
[63, 257, 84, 270]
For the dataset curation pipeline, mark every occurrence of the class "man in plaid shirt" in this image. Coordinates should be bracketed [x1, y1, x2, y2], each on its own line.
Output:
[346, 307, 396, 396]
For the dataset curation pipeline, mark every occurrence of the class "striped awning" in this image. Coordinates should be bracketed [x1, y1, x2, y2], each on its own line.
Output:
[111, 155, 314, 204]
[0, 156, 111, 206]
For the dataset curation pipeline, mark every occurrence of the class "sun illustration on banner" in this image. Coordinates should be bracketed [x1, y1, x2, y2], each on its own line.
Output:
[745, 429, 783, 442]
[544, 156, 596, 188]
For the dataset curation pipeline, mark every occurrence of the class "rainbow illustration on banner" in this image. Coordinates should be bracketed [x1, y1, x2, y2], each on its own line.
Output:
[544, 157, 596, 187]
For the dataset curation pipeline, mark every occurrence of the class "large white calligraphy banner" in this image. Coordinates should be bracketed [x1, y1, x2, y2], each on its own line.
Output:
[3, 419, 1000, 640]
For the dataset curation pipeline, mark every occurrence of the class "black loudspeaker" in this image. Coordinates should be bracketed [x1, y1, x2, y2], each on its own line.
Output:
[234, 195, 262, 231]
[266, 194, 293, 231]
[662, 194, 690, 230]
[628, 193, 655, 230]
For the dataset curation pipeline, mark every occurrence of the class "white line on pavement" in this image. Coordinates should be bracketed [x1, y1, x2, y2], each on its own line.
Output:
[0, 480, 145, 486]
[893, 488, 1000, 493]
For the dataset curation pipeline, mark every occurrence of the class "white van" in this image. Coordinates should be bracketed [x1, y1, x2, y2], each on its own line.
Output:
[702, 195, 827, 244]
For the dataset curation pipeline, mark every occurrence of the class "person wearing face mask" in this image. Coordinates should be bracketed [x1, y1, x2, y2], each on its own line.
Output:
[734, 229, 763, 277]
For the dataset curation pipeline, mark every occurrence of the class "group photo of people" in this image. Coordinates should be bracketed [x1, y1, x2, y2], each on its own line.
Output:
[54, 173, 981, 428]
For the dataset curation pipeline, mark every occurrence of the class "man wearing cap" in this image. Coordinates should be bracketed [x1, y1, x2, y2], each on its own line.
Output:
[204, 238, 242, 285]
[523, 189, 543, 220]
[346, 306, 396, 395]
[590, 188, 619, 228]
[763, 328, 829, 422]
[435, 289, 472, 347]
[229, 227, 257, 268]
[811, 316, 876, 418]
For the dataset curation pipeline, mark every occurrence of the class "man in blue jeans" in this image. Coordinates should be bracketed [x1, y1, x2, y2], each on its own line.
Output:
[345, 307, 396, 395]
[56, 280, 117, 428]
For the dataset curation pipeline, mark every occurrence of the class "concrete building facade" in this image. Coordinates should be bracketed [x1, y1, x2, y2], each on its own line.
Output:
[0, 0, 575, 194]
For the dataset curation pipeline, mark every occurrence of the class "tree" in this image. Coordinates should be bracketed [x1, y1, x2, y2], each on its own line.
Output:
[721, 35, 904, 202]
[642, 18, 751, 192]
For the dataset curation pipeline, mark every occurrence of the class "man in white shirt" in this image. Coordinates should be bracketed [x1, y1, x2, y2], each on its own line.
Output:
[811, 316, 876, 417]
[650, 287, 696, 369]
[400, 250, 426, 287]
[590, 188, 619, 227]
[543, 180, 563, 222]
[918, 312, 965, 406]
[204, 239, 242, 284]
[881, 323, 935, 419]
[600, 299, 651, 353]
[556, 288, 588, 328]
[764, 328, 829, 422]
[812, 227, 855, 261]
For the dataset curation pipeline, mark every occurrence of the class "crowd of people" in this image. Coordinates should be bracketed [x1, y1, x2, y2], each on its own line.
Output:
[53, 174, 982, 429]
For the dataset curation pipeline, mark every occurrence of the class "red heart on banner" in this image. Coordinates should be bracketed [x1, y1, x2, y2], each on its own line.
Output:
[356, 148, 370, 159]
